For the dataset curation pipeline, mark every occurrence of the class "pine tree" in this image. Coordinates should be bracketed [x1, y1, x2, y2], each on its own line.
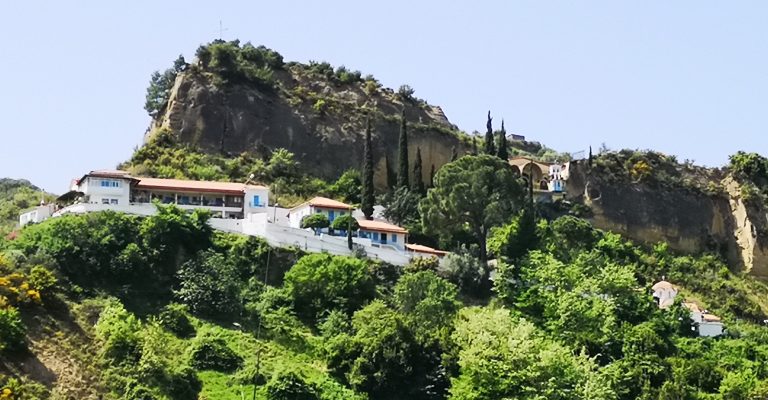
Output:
[397, 108, 409, 188]
[412, 147, 425, 194]
[497, 119, 509, 161]
[361, 119, 375, 219]
[451, 146, 458, 161]
[484, 111, 496, 155]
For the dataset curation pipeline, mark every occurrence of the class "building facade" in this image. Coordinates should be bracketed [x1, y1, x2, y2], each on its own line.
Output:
[357, 219, 408, 251]
[288, 197, 353, 230]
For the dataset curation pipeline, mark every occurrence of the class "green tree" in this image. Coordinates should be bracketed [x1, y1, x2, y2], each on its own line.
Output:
[451, 146, 458, 161]
[284, 254, 375, 322]
[420, 155, 524, 265]
[330, 214, 359, 232]
[144, 55, 186, 117]
[484, 111, 495, 156]
[496, 119, 509, 160]
[382, 186, 421, 227]
[449, 307, 615, 400]
[397, 108, 410, 189]
[393, 271, 459, 347]
[361, 119, 375, 219]
[412, 147, 425, 194]
[471, 136, 478, 155]
[300, 214, 330, 235]
[264, 369, 319, 400]
[0, 307, 25, 353]
[175, 250, 242, 318]
[329, 169, 362, 204]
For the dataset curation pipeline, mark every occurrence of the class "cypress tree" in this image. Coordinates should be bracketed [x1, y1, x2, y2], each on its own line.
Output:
[451, 146, 458, 161]
[412, 147, 425, 194]
[484, 111, 496, 155]
[397, 108, 409, 188]
[589, 145, 593, 168]
[361, 119, 375, 219]
[429, 164, 436, 188]
[497, 119, 509, 161]
[385, 154, 396, 189]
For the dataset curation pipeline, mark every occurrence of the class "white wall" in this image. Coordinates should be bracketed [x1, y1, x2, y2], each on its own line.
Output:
[699, 322, 724, 337]
[244, 188, 270, 215]
[19, 205, 55, 226]
[80, 177, 131, 205]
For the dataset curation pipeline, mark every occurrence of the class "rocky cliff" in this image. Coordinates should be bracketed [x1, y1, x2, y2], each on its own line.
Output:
[566, 156, 768, 276]
[147, 45, 469, 190]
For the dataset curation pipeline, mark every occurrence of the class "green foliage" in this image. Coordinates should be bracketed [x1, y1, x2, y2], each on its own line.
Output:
[26, 265, 56, 294]
[421, 155, 524, 263]
[0, 178, 55, 237]
[187, 334, 243, 372]
[176, 250, 241, 318]
[300, 213, 330, 234]
[264, 368, 320, 400]
[0, 307, 25, 353]
[157, 303, 196, 338]
[487, 207, 539, 261]
[449, 307, 615, 400]
[393, 271, 459, 346]
[328, 169, 362, 204]
[330, 214, 358, 231]
[196, 40, 282, 88]
[483, 111, 495, 156]
[439, 251, 485, 296]
[95, 301, 143, 363]
[0, 376, 49, 400]
[381, 186, 422, 227]
[397, 84, 415, 101]
[496, 120, 509, 160]
[284, 254, 374, 322]
[144, 55, 186, 117]
[412, 147, 425, 194]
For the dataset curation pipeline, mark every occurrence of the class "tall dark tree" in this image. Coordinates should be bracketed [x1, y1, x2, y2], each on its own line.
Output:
[484, 111, 496, 156]
[472, 137, 478, 155]
[429, 164, 436, 188]
[589, 146, 593, 168]
[451, 146, 458, 161]
[385, 155, 396, 189]
[361, 119, 375, 219]
[497, 119, 509, 161]
[412, 147, 425, 194]
[397, 109, 410, 188]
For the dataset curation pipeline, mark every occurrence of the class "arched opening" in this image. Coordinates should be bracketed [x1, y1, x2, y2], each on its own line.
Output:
[539, 180, 549, 190]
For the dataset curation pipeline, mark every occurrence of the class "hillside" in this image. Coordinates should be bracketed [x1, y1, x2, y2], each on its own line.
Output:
[5, 205, 768, 399]
[0, 179, 56, 237]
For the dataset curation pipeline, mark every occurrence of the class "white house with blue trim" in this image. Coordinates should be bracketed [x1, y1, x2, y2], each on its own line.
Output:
[288, 196, 353, 231]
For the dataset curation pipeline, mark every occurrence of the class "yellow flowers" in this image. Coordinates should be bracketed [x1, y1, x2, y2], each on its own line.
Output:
[0, 388, 12, 400]
[0, 271, 44, 309]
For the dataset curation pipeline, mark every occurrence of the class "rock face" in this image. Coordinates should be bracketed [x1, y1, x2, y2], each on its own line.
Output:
[566, 160, 768, 275]
[149, 68, 468, 190]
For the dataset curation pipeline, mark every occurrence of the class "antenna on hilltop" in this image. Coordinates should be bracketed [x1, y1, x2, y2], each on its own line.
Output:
[217, 20, 228, 39]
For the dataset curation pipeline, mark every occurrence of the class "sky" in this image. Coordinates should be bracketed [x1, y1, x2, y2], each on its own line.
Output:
[1, 1, 767, 193]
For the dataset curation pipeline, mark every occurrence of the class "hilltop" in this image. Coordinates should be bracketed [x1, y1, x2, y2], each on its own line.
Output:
[0, 179, 56, 237]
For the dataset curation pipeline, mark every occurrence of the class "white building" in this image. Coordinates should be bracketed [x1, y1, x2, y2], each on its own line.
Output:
[548, 163, 568, 193]
[53, 170, 269, 220]
[19, 203, 55, 226]
[357, 219, 408, 251]
[507, 157, 569, 193]
[288, 196, 353, 230]
[652, 279, 724, 337]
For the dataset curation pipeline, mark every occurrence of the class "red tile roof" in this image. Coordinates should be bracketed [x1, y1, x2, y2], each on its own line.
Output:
[134, 177, 267, 194]
[357, 219, 408, 234]
[406, 243, 449, 256]
[309, 196, 353, 210]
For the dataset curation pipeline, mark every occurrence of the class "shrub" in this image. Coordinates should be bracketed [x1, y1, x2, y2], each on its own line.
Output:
[300, 214, 330, 234]
[264, 369, 319, 400]
[157, 303, 195, 338]
[187, 335, 242, 372]
[0, 308, 25, 352]
[95, 302, 143, 363]
[439, 252, 484, 295]
[330, 214, 358, 231]
[284, 254, 374, 322]
[175, 250, 241, 318]
[27, 265, 56, 293]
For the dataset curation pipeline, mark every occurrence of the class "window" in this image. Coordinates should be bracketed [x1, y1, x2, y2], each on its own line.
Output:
[328, 210, 335, 221]
[233, 197, 242, 204]
[373, 232, 379, 241]
[100, 179, 120, 188]
[101, 198, 110, 204]
[110, 199, 118, 205]
[391, 234, 397, 243]
[252, 195, 260, 207]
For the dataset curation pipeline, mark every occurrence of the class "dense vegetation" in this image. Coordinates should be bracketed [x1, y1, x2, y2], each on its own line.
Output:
[5, 148, 768, 398]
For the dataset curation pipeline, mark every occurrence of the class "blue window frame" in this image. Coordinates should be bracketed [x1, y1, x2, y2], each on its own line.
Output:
[373, 232, 379, 241]
[253, 195, 260, 206]
[329, 210, 335, 221]
[391, 234, 397, 243]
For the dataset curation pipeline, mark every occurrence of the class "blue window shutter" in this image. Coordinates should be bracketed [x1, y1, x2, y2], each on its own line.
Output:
[253, 195, 260, 206]
[392, 235, 397, 243]
[373, 232, 379, 240]
[329, 210, 335, 221]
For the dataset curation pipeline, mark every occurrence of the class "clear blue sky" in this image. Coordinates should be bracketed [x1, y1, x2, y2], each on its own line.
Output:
[2, 1, 767, 193]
